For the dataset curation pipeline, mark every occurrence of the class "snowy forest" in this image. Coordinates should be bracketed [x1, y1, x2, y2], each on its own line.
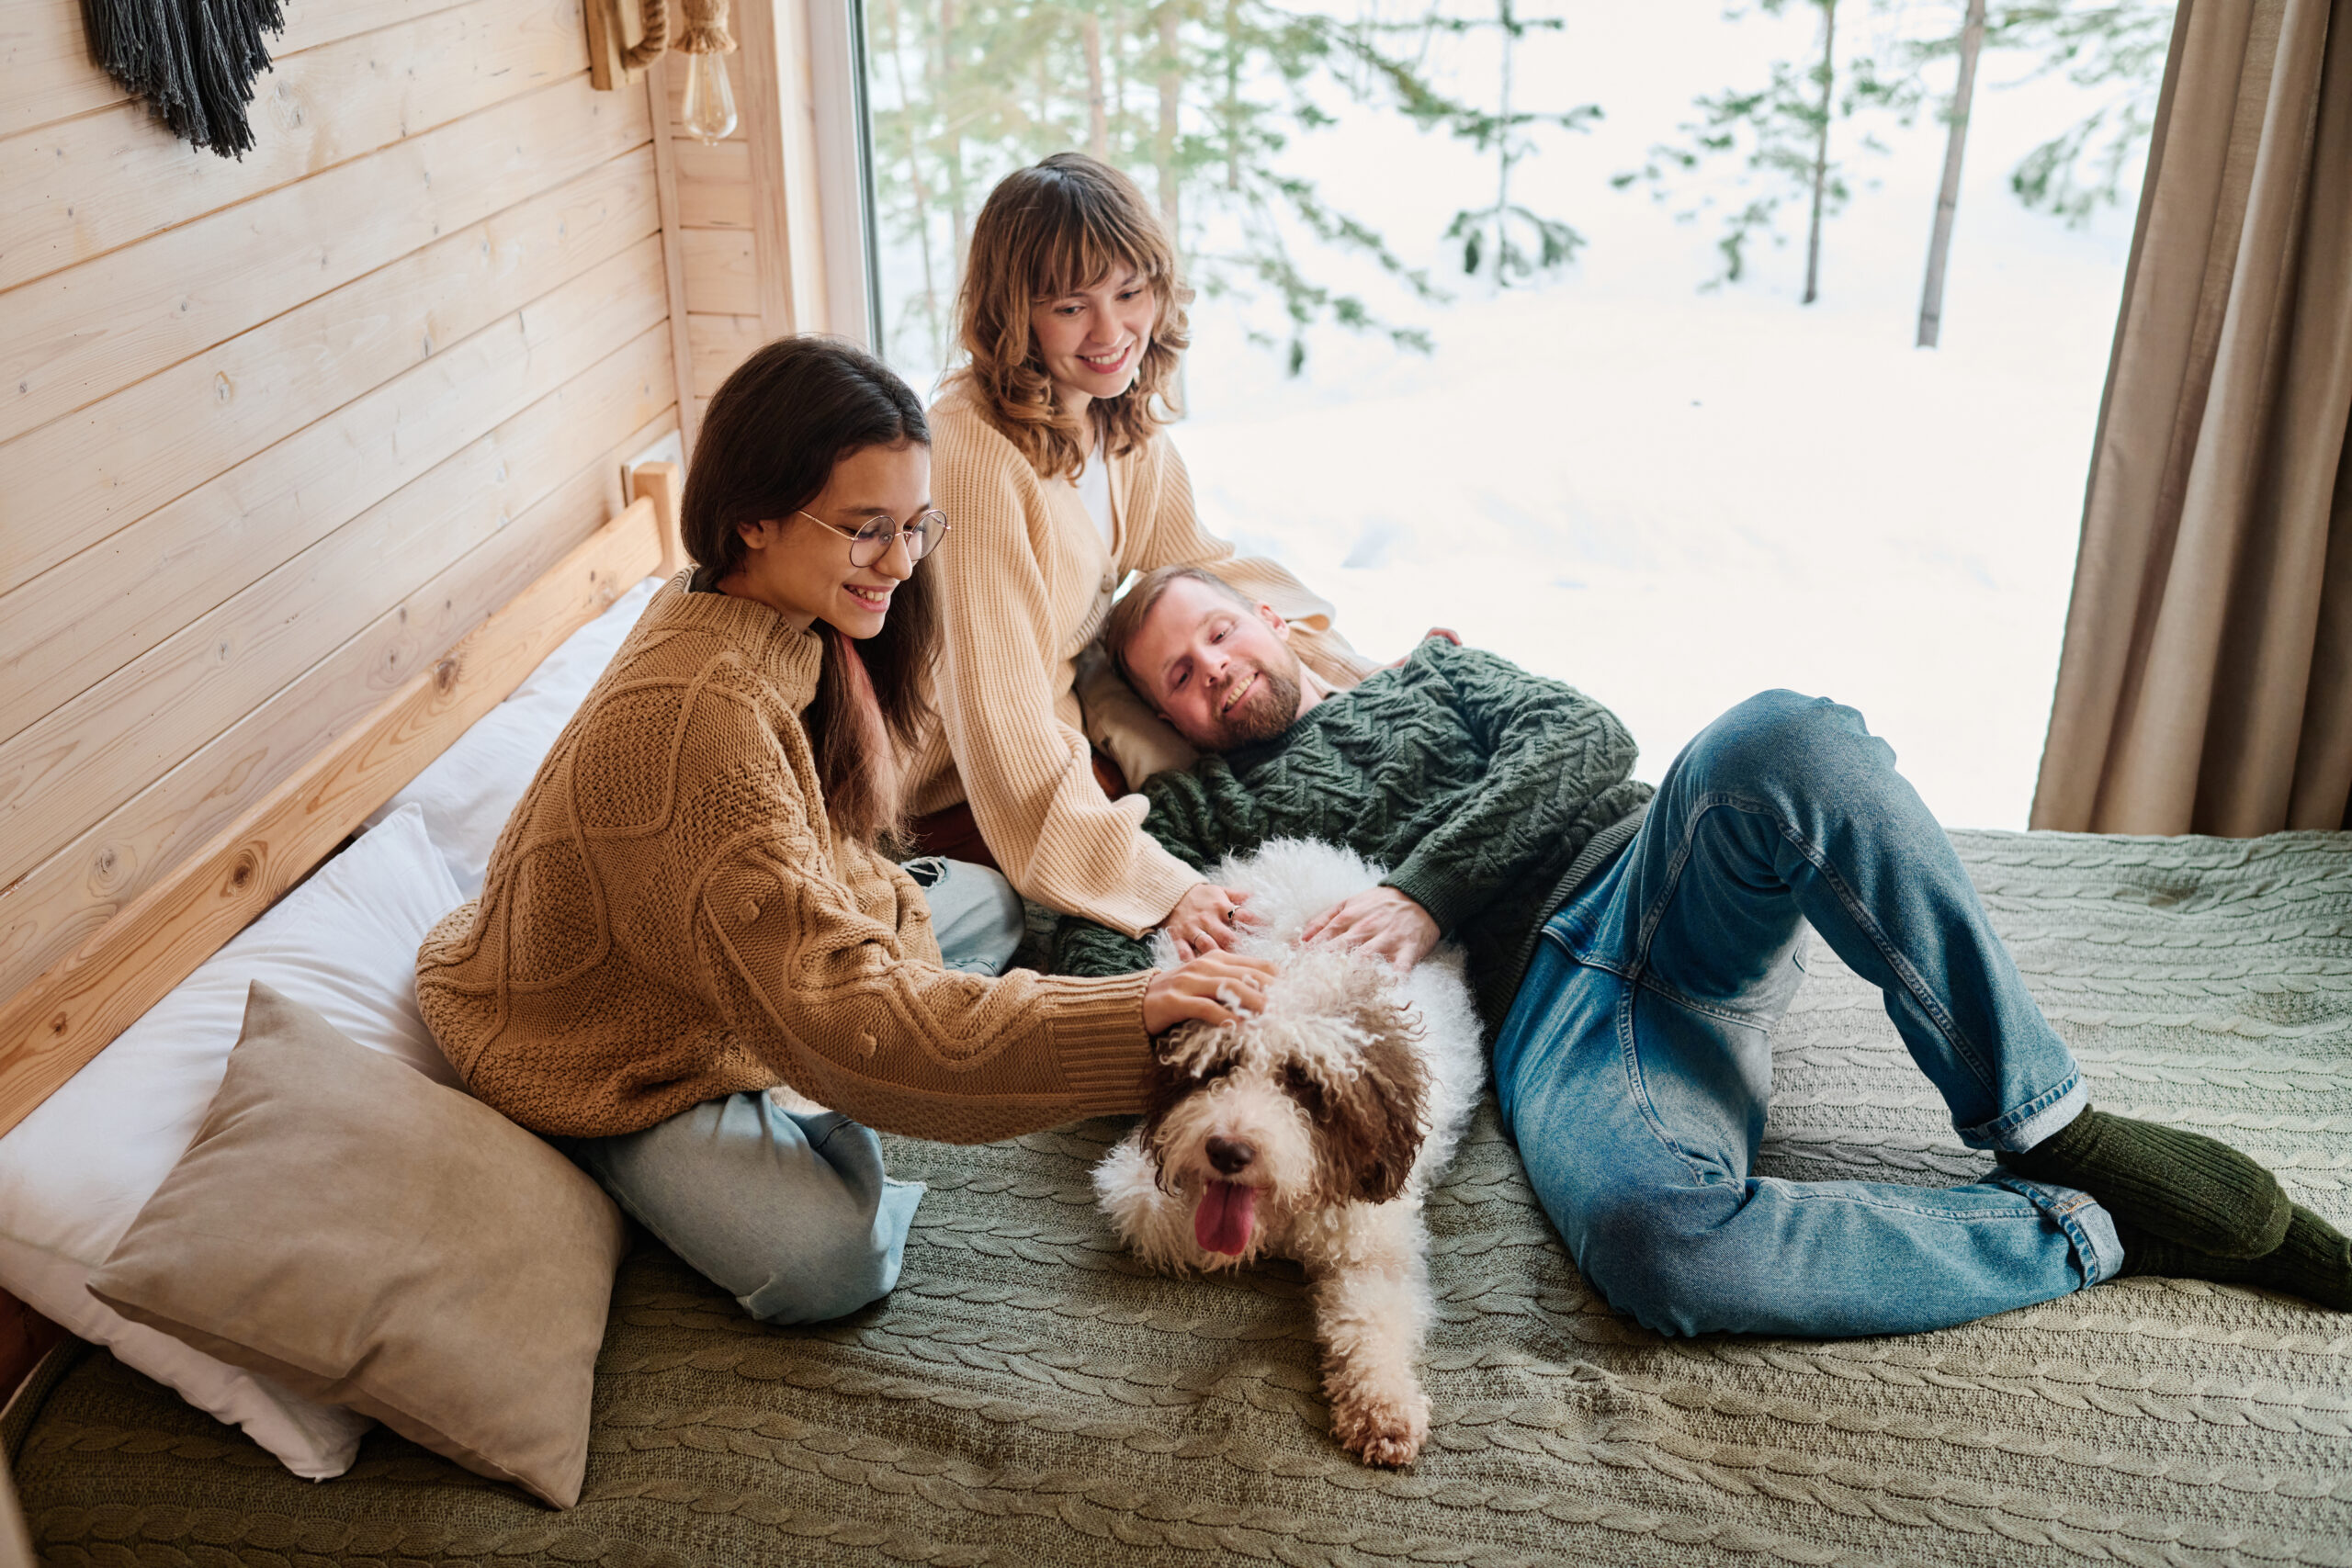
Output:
[863, 0, 2172, 382]
[857, 0, 2176, 829]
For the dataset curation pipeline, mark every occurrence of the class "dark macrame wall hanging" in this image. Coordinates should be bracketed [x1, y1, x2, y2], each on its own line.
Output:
[85, 0, 287, 158]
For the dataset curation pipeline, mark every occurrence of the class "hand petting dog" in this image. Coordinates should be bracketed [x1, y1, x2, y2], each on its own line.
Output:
[1142, 950, 1275, 1034]
[1301, 886, 1439, 972]
[1161, 880, 1261, 960]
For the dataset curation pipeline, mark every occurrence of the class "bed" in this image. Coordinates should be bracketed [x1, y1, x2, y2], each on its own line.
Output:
[5, 489, 2347, 1568]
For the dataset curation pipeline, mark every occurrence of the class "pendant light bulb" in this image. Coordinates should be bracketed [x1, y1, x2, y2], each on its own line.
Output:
[680, 50, 737, 144]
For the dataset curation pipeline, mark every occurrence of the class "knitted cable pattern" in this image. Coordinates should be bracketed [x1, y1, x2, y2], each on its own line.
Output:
[15, 827, 2351, 1566]
[413, 575, 1152, 1142]
[1052, 637, 1655, 1027]
[904, 397, 1380, 938]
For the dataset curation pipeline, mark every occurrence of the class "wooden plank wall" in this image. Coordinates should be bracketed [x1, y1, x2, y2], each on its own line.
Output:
[0, 0, 688, 1015]
[671, 62, 762, 424]
[667, 0, 830, 425]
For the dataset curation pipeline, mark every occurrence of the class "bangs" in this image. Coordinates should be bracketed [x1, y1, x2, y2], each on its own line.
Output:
[1025, 190, 1168, 301]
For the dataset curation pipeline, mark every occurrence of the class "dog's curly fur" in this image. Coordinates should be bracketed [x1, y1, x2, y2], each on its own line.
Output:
[1094, 840, 1487, 1467]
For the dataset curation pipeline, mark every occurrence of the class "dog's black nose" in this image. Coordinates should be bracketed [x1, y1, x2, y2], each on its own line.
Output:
[1205, 1135, 1256, 1175]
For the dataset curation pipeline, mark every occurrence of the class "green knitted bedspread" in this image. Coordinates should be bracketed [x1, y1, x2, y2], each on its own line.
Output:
[10, 829, 2350, 1568]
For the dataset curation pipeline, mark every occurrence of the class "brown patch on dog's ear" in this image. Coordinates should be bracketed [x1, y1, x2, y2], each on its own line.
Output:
[1317, 1011, 1428, 1205]
[1136, 1040, 1189, 1148]
[1136, 1029, 1234, 1192]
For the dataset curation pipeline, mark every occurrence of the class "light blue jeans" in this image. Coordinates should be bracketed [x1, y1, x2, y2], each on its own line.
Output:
[1493, 691, 2122, 1338]
[565, 858, 1025, 1324]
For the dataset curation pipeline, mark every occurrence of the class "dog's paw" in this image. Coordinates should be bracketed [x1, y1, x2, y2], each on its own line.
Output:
[1329, 1387, 1429, 1467]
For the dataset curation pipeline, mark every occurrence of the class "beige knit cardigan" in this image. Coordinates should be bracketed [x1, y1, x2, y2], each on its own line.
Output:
[417, 577, 1156, 1142]
[909, 394, 1377, 938]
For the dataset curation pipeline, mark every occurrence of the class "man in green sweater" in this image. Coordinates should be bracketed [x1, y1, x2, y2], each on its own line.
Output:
[1055, 565, 2349, 1334]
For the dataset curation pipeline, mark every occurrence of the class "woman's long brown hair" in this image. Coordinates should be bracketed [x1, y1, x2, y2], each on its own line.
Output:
[680, 336, 939, 850]
[944, 152, 1192, 480]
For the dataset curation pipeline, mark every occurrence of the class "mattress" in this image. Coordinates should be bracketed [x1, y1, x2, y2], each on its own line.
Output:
[10, 828, 2350, 1568]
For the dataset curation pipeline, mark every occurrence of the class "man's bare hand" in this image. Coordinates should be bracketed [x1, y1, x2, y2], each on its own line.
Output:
[1301, 886, 1440, 971]
[1162, 881, 1259, 961]
[1142, 951, 1277, 1034]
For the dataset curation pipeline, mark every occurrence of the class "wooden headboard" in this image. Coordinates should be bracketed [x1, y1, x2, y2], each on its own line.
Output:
[0, 468, 683, 1141]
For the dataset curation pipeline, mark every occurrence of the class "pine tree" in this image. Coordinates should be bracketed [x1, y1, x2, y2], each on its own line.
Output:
[1182, 0, 1452, 372]
[1335, 0, 1598, 287]
[864, 0, 1487, 378]
[1987, 1, 2171, 225]
[1850, 0, 2162, 343]
[1886, 0, 2167, 342]
[1615, 0, 1912, 300]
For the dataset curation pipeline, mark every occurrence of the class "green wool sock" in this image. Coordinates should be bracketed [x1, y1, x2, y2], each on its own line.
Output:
[2115, 1207, 2352, 1310]
[1999, 1107, 2290, 1259]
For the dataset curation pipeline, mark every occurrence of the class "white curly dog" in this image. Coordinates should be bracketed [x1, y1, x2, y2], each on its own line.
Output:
[1092, 839, 1487, 1467]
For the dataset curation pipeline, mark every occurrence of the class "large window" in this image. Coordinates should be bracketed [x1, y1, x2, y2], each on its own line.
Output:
[855, 0, 2163, 828]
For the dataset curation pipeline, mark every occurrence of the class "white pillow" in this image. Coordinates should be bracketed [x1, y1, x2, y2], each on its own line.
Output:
[0, 804, 463, 1479]
[0, 1234, 368, 1476]
[368, 576, 661, 897]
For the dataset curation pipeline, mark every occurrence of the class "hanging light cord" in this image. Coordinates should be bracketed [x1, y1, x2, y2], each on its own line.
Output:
[624, 0, 668, 70]
[627, 0, 730, 67]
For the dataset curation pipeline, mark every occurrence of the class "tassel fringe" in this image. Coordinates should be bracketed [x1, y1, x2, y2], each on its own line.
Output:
[85, 0, 285, 159]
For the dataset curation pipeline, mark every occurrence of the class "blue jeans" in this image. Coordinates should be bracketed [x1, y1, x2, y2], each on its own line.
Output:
[899, 855, 1030, 973]
[1492, 691, 2122, 1338]
[564, 859, 1023, 1324]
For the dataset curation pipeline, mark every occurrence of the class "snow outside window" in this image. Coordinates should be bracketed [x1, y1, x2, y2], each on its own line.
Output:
[854, 0, 2158, 828]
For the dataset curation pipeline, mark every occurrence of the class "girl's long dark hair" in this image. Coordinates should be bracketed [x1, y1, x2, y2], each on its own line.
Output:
[680, 336, 938, 850]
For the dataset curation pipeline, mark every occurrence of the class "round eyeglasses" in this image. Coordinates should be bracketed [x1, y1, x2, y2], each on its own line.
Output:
[796, 508, 951, 568]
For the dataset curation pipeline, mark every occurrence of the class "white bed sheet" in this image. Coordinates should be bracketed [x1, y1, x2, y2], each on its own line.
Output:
[0, 574, 662, 1479]
[366, 576, 662, 897]
[0, 807, 459, 1478]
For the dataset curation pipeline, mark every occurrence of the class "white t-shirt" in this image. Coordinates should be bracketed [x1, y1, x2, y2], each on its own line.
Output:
[1075, 441, 1114, 550]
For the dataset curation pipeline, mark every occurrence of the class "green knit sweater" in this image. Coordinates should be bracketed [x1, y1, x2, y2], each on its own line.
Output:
[1052, 637, 1653, 1028]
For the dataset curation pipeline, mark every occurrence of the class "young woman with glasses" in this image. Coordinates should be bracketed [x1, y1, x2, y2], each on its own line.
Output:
[418, 335, 1273, 1325]
[903, 152, 1378, 959]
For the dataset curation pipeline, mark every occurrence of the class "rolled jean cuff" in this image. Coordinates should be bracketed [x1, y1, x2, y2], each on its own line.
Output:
[1957, 1069, 2087, 1153]
[1991, 1171, 2124, 1286]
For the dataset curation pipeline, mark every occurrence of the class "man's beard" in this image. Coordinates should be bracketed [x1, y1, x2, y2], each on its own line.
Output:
[1213, 659, 1303, 746]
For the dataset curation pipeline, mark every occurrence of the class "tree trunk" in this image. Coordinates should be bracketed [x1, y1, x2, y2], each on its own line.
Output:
[1223, 0, 1240, 190]
[1802, 0, 1836, 306]
[1112, 0, 1128, 148]
[940, 0, 967, 280]
[1083, 12, 1109, 158]
[884, 0, 940, 360]
[1156, 0, 1186, 413]
[1492, 0, 1514, 283]
[1156, 1, 1182, 235]
[1916, 0, 1985, 347]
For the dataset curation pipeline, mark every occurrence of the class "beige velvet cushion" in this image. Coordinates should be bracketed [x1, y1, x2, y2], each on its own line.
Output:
[87, 983, 626, 1507]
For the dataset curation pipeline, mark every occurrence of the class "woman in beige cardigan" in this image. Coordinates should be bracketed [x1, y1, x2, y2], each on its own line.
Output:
[420, 337, 1271, 1325]
[910, 153, 1377, 957]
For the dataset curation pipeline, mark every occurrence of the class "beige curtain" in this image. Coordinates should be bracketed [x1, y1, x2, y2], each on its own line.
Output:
[2031, 0, 2352, 835]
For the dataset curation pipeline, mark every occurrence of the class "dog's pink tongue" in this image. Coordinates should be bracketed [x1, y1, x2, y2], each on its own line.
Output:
[1194, 1180, 1257, 1256]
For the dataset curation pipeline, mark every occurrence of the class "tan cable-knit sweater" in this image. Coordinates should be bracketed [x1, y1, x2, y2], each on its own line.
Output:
[416, 576, 1156, 1142]
[907, 393, 1378, 938]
